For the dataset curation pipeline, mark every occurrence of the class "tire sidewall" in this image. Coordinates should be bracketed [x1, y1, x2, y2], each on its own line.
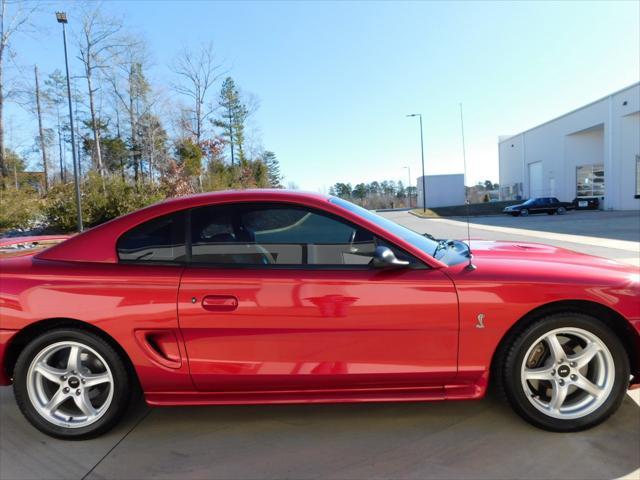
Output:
[13, 328, 130, 440]
[520, 209, 529, 217]
[504, 313, 629, 432]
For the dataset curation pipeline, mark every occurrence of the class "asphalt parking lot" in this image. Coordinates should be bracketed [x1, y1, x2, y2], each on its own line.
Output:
[385, 210, 640, 267]
[1, 209, 639, 480]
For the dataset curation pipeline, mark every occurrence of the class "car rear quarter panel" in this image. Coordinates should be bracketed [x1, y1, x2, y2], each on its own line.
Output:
[0, 256, 192, 391]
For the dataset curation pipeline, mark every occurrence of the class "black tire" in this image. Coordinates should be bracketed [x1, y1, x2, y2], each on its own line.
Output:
[498, 313, 629, 432]
[13, 328, 131, 440]
[557, 206, 567, 215]
[519, 209, 529, 217]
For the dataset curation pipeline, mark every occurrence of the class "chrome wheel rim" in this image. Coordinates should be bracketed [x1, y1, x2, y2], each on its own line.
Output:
[521, 327, 615, 420]
[26, 341, 114, 428]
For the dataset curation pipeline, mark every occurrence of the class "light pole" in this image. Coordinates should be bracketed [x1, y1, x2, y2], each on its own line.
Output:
[56, 12, 82, 232]
[406, 113, 426, 212]
[403, 166, 412, 208]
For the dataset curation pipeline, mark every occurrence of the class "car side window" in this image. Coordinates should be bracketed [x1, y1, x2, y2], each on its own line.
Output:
[189, 203, 416, 267]
[117, 212, 186, 263]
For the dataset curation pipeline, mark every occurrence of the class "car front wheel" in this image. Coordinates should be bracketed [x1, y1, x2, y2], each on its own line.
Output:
[519, 209, 529, 217]
[13, 328, 131, 439]
[501, 313, 629, 431]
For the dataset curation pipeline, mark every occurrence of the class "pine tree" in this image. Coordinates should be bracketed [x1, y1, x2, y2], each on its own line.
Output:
[213, 77, 248, 166]
[261, 150, 282, 188]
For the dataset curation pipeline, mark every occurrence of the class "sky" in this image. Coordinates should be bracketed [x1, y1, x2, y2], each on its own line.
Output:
[5, 0, 640, 192]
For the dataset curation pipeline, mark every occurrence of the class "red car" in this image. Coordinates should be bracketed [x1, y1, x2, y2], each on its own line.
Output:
[1, 190, 638, 439]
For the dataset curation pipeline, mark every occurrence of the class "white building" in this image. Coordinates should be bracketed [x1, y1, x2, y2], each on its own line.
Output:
[499, 82, 640, 210]
[416, 173, 465, 208]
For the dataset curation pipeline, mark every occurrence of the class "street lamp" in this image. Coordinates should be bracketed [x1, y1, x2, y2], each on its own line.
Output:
[406, 113, 426, 212]
[56, 11, 83, 232]
[403, 166, 412, 208]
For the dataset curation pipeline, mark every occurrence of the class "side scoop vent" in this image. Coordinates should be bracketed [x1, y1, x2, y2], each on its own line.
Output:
[134, 330, 182, 369]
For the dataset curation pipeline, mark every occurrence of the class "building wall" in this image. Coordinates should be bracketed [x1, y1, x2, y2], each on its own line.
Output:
[416, 174, 465, 208]
[498, 83, 640, 210]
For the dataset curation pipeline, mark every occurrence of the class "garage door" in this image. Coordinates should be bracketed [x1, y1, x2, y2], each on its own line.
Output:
[528, 162, 543, 198]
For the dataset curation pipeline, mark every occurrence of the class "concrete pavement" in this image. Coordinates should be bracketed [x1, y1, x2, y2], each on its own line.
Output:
[2, 387, 639, 480]
[1, 209, 639, 480]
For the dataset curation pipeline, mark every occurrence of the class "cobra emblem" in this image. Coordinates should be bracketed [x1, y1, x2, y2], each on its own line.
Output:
[476, 313, 485, 329]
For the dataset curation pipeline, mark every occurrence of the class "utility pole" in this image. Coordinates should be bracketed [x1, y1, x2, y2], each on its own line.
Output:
[56, 12, 83, 232]
[406, 113, 426, 212]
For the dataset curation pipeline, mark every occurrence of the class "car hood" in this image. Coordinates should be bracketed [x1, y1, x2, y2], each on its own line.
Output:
[465, 240, 638, 281]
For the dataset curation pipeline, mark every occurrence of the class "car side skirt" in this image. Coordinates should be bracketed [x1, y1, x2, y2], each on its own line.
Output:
[144, 382, 486, 406]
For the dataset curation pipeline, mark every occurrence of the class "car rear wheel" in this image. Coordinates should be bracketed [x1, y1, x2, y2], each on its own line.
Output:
[557, 206, 567, 215]
[13, 328, 130, 439]
[500, 313, 629, 431]
[519, 209, 529, 217]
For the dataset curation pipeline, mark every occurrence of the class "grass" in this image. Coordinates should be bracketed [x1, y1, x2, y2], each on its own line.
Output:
[410, 200, 521, 218]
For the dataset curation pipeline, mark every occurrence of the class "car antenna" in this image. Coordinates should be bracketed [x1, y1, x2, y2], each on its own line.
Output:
[459, 102, 477, 271]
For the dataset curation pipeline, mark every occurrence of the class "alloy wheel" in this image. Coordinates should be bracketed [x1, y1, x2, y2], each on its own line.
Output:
[26, 341, 114, 428]
[520, 327, 615, 420]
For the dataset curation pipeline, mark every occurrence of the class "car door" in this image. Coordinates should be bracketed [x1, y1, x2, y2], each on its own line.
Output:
[177, 202, 459, 392]
[530, 198, 544, 213]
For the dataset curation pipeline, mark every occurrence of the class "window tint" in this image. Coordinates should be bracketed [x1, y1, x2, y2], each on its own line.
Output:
[189, 203, 403, 267]
[117, 212, 186, 263]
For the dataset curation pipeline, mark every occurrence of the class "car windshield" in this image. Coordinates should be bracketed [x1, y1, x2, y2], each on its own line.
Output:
[523, 198, 536, 205]
[330, 197, 439, 257]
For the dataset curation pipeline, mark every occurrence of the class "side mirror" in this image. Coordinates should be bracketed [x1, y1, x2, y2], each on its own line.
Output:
[372, 246, 410, 268]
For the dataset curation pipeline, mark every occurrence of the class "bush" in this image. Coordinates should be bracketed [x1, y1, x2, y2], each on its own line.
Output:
[43, 182, 83, 232]
[0, 187, 43, 231]
[43, 174, 165, 232]
[83, 173, 164, 226]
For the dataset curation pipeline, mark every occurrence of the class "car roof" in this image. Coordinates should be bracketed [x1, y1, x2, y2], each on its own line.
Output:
[158, 189, 330, 206]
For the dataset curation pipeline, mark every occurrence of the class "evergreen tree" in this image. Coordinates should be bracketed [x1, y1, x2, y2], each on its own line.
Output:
[352, 183, 367, 201]
[175, 138, 203, 177]
[261, 150, 282, 188]
[213, 77, 248, 166]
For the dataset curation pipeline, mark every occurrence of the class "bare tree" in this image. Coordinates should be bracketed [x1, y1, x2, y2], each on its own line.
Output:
[0, 0, 37, 182]
[44, 70, 69, 183]
[77, 6, 126, 177]
[170, 42, 223, 145]
[106, 37, 153, 183]
[34, 65, 48, 191]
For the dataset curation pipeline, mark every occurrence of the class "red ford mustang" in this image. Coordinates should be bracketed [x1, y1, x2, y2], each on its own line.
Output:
[0, 190, 638, 439]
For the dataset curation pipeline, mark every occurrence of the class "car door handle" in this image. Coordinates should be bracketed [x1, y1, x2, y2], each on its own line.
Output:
[201, 295, 238, 312]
